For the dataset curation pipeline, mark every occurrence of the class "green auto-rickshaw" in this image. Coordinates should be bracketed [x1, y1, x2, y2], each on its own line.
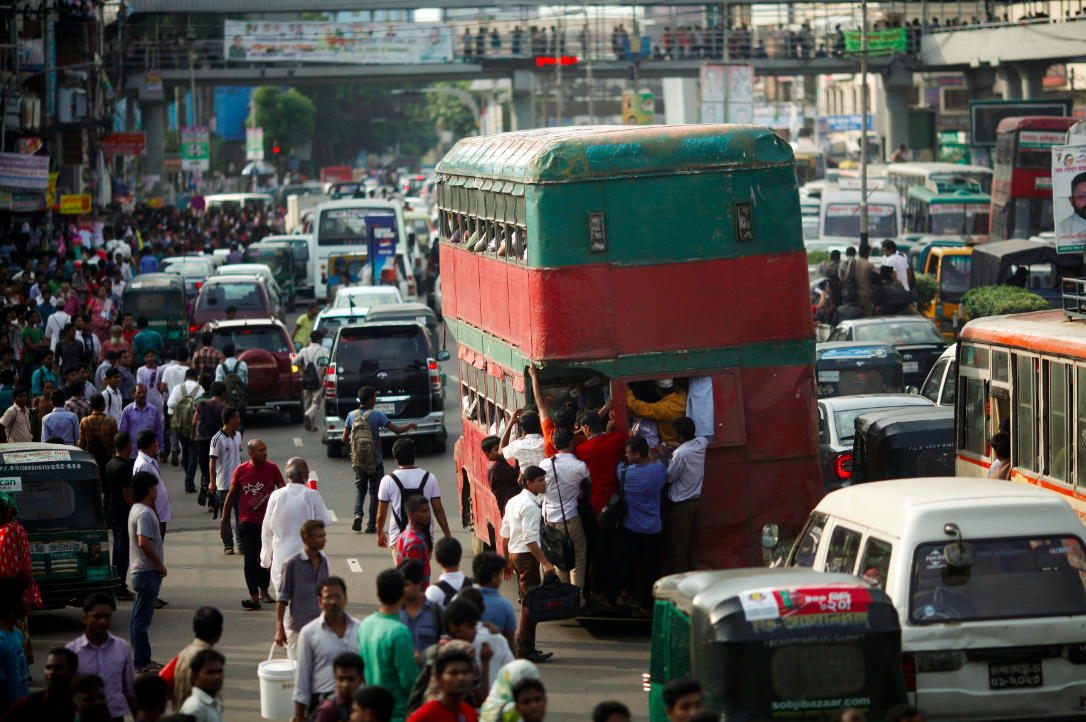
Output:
[242, 245, 296, 311]
[121, 273, 188, 354]
[0, 443, 121, 609]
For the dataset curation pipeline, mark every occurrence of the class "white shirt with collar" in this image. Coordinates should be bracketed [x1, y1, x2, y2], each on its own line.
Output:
[666, 436, 709, 502]
[133, 450, 173, 523]
[167, 380, 203, 415]
[296, 342, 329, 368]
[883, 251, 910, 291]
[293, 612, 363, 704]
[500, 487, 544, 554]
[102, 385, 124, 422]
[179, 686, 224, 722]
[502, 433, 546, 470]
[541, 452, 590, 523]
[162, 363, 190, 398]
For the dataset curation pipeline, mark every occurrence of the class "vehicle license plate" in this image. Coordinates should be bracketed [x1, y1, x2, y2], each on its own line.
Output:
[375, 403, 397, 414]
[903, 362, 919, 373]
[29, 541, 80, 556]
[817, 371, 840, 383]
[989, 661, 1043, 689]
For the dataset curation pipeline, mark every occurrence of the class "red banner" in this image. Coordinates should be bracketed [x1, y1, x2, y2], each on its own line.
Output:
[739, 585, 872, 622]
[100, 132, 146, 157]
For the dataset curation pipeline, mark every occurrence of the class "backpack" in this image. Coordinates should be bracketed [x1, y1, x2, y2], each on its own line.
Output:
[349, 409, 378, 474]
[219, 359, 247, 413]
[389, 471, 433, 546]
[171, 383, 198, 440]
[301, 355, 322, 391]
[434, 576, 473, 605]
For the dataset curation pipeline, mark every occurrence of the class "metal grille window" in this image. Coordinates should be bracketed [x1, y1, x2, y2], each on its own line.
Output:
[771, 644, 865, 699]
[438, 175, 527, 264]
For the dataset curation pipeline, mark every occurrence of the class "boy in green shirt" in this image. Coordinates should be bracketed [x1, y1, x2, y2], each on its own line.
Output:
[357, 569, 418, 722]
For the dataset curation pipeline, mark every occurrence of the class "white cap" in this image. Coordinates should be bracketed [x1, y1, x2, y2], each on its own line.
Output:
[655, 378, 674, 389]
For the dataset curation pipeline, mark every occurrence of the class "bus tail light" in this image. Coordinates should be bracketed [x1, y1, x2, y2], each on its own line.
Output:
[902, 652, 916, 692]
[837, 453, 853, 480]
[428, 358, 440, 392]
[325, 366, 337, 399]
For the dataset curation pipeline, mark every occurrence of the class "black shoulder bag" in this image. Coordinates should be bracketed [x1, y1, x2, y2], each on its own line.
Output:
[538, 459, 576, 572]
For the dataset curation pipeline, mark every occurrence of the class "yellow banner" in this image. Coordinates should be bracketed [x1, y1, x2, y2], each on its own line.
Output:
[45, 172, 57, 208]
[59, 194, 91, 215]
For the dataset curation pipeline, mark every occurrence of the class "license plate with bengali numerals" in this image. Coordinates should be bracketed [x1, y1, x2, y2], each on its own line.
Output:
[989, 661, 1043, 690]
[374, 403, 397, 414]
[29, 541, 81, 555]
[903, 361, 919, 374]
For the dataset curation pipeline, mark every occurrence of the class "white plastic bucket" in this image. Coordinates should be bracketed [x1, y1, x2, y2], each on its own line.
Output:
[258, 642, 297, 719]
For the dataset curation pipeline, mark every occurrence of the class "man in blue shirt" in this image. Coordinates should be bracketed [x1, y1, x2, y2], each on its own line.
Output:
[473, 551, 517, 653]
[137, 249, 158, 275]
[593, 435, 666, 616]
[342, 386, 417, 534]
[41, 389, 80, 446]
[397, 559, 442, 659]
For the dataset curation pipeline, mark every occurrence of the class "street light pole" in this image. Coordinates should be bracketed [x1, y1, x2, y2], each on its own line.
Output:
[860, 0, 869, 251]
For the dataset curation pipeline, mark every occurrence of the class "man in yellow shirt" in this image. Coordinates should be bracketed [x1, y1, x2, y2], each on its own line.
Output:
[292, 301, 320, 346]
[625, 379, 687, 444]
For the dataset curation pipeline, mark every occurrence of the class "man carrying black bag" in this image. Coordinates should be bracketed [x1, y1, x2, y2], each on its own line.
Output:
[500, 464, 556, 663]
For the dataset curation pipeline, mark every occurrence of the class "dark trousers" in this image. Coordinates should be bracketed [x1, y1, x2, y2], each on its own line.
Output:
[511, 552, 542, 657]
[667, 498, 701, 574]
[197, 437, 212, 490]
[238, 521, 269, 596]
[108, 515, 130, 594]
[607, 528, 662, 607]
[182, 438, 197, 491]
[354, 463, 383, 522]
[591, 527, 615, 595]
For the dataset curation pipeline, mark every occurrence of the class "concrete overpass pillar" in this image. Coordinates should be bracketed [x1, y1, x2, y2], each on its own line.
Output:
[662, 78, 699, 125]
[511, 71, 535, 131]
[142, 99, 165, 195]
[964, 66, 998, 100]
[882, 58, 912, 163]
[1015, 62, 1048, 99]
[997, 66, 1022, 99]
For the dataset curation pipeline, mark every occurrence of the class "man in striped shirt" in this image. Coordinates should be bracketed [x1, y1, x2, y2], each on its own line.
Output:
[209, 406, 242, 555]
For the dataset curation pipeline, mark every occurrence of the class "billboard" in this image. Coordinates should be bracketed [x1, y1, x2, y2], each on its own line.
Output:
[223, 20, 454, 65]
[969, 99, 1071, 147]
[1052, 144, 1086, 254]
[622, 91, 654, 125]
[246, 127, 264, 161]
[844, 28, 906, 55]
[180, 126, 209, 171]
[699, 64, 753, 124]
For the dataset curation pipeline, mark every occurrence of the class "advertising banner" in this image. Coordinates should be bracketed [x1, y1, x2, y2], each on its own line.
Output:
[844, 28, 906, 55]
[0, 153, 49, 190]
[699, 64, 753, 124]
[10, 193, 44, 211]
[59, 194, 92, 215]
[622, 91, 654, 125]
[246, 127, 264, 161]
[824, 114, 874, 132]
[45, 172, 56, 207]
[1052, 144, 1086, 254]
[145, 71, 163, 93]
[100, 132, 146, 156]
[180, 126, 210, 171]
[368, 216, 398, 280]
[223, 20, 454, 65]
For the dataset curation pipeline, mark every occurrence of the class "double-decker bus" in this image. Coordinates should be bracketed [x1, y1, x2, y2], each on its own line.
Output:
[954, 295, 1086, 521]
[435, 125, 823, 571]
[990, 116, 1077, 242]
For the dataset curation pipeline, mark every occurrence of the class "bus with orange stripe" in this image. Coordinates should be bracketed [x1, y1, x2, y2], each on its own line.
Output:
[434, 125, 822, 570]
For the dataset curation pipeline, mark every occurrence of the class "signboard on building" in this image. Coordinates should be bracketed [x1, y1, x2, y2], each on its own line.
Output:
[180, 126, 210, 171]
[0, 153, 49, 190]
[622, 91, 655, 125]
[823, 114, 874, 133]
[245, 127, 264, 161]
[100, 132, 146, 156]
[970, 99, 1071, 147]
[145, 71, 163, 93]
[844, 28, 906, 55]
[699, 64, 753, 125]
[10, 193, 43, 211]
[223, 20, 454, 65]
[1052, 144, 1086, 254]
[59, 194, 91, 215]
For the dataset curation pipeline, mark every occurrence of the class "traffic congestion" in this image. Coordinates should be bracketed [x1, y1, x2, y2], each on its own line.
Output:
[0, 115, 1084, 722]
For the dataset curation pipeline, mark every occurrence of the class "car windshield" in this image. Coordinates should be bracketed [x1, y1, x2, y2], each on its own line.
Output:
[210, 327, 290, 354]
[855, 321, 943, 345]
[317, 315, 366, 336]
[333, 288, 401, 310]
[0, 459, 103, 532]
[911, 536, 1086, 624]
[939, 255, 972, 303]
[124, 290, 181, 315]
[160, 259, 211, 277]
[834, 405, 911, 442]
[929, 204, 991, 236]
[336, 328, 428, 372]
[197, 282, 265, 311]
[409, 218, 430, 237]
[245, 251, 287, 276]
[824, 204, 896, 238]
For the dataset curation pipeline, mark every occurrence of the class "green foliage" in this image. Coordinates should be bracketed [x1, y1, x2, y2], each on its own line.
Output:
[250, 87, 316, 158]
[425, 82, 478, 144]
[807, 251, 829, 266]
[962, 285, 1050, 319]
[914, 272, 937, 313]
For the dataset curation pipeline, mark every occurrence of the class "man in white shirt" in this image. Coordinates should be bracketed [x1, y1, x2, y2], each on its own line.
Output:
[132, 429, 173, 536]
[294, 330, 330, 432]
[541, 428, 591, 588]
[44, 308, 72, 348]
[499, 409, 546, 470]
[424, 537, 473, 606]
[102, 368, 125, 422]
[880, 239, 910, 291]
[292, 578, 361, 721]
[159, 349, 190, 466]
[500, 466, 555, 662]
[260, 457, 332, 590]
[167, 367, 202, 475]
[657, 416, 708, 575]
[375, 438, 451, 559]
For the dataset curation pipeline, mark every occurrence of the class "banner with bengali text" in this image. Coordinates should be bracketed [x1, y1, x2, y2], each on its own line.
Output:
[223, 20, 455, 64]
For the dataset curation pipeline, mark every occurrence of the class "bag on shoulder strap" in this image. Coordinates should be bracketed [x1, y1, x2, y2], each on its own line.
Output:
[538, 459, 576, 572]
[219, 359, 248, 413]
[390, 471, 433, 546]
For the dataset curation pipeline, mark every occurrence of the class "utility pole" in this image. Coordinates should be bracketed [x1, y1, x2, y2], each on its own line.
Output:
[583, 1, 594, 125]
[860, 0, 869, 251]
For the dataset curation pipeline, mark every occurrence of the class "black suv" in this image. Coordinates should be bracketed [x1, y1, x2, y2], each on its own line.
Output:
[322, 321, 450, 456]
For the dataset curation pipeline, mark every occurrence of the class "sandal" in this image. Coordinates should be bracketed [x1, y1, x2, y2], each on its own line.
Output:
[260, 593, 275, 604]
[137, 662, 164, 673]
[154, 599, 169, 609]
[241, 599, 261, 610]
[115, 591, 135, 601]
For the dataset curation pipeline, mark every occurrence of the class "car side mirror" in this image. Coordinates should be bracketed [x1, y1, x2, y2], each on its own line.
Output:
[761, 523, 780, 549]
[437, 350, 450, 361]
[408, 232, 417, 249]
[907, 385, 919, 394]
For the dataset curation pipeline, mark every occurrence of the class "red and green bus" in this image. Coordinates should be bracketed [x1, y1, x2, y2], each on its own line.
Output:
[436, 125, 822, 571]
[990, 116, 1077, 242]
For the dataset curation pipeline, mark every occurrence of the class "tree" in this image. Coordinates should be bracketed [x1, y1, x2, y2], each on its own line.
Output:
[425, 82, 478, 149]
[250, 86, 316, 159]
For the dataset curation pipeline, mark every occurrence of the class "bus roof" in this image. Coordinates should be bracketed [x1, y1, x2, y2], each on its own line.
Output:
[123, 273, 184, 291]
[905, 185, 990, 203]
[887, 162, 993, 177]
[996, 116, 1077, 134]
[961, 309, 1086, 358]
[436, 124, 794, 185]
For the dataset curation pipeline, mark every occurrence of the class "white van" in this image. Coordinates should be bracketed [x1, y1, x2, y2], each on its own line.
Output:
[779, 477, 1086, 720]
[815, 189, 902, 254]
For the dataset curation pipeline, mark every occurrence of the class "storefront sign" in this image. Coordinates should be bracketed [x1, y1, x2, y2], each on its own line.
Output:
[100, 132, 146, 156]
[0, 153, 49, 190]
[11, 193, 44, 211]
[59, 194, 92, 215]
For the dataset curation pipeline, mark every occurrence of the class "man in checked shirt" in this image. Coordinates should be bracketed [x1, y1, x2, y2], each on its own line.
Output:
[192, 332, 224, 378]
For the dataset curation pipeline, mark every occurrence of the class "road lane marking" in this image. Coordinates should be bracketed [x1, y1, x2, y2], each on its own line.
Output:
[294, 438, 303, 446]
[329, 509, 338, 522]
[347, 559, 362, 573]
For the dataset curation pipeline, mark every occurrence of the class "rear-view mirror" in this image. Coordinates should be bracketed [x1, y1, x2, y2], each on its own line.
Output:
[907, 385, 919, 394]
[761, 523, 779, 550]
[436, 350, 450, 361]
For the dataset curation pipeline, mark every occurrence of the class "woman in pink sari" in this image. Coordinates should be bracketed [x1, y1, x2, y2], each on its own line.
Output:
[0, 493, 42, 665]
[87, 285, 115, 345]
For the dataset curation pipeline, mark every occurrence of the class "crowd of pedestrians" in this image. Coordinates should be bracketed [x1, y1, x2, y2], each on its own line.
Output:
[813, 239, 924, 325]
